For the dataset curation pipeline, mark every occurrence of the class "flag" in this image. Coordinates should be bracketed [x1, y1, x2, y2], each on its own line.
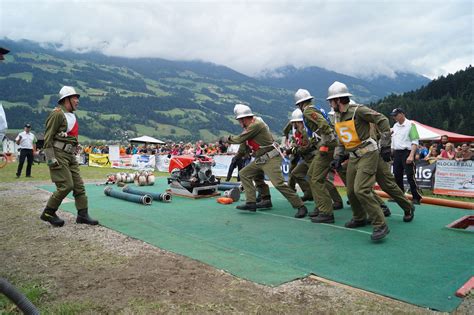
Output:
[409, 122, 420, 141]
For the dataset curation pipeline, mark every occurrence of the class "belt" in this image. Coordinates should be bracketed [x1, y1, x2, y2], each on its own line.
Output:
[255, 148, 280, 165]
[349, 139, 378, 158]
[53, 141, 77, 154]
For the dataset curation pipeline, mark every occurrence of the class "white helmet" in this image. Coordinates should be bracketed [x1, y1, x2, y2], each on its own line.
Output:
[234, 104, 254, 119]
[326, 81, 352, 100]
[58, 86, 80, 104]
[294, 89, 314, 106]
[290, 108, 303, 122]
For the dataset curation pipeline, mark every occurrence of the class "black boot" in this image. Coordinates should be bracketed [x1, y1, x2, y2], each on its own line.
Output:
[381, 204, 391, 217]
[308, 207, 320, 218]
[294, 205, 308, 218]
[236, 202, 257, 212]
[256, 199, 272, 209]
[76, 209, 99, 225]
[311, 213, 335, 223]
[371, 224, 390, 241]
[333, 201, 344, 210]
[40, 207, 65, 227]
[403, 205, 415, 222]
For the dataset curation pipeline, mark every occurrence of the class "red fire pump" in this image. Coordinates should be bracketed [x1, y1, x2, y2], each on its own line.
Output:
[167, 155, 220, 197]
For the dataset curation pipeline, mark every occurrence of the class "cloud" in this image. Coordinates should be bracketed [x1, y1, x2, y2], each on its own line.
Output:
[1, 0, 472, 78]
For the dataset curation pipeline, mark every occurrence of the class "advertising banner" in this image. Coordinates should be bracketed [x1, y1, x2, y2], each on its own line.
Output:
[112, 154, 133, 169]
[88, 153, 111, 167]
[434, 160, 474, 197]
[131, 154, 156, 170]
[390, 160, 435, 190]
[212, 155, 237, 177]
[156, 155, 171, 172]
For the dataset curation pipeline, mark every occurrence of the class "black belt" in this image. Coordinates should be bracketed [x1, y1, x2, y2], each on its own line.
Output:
[20, 148, 33, 150]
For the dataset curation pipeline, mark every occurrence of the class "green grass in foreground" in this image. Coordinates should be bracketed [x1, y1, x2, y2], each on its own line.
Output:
[1, 161, 471, 202]
[0, 162, 167, 182]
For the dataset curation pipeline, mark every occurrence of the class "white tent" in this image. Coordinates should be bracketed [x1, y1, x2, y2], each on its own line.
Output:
[129, 135, 165, 144]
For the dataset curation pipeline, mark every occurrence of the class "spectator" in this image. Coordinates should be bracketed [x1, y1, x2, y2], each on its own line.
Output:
[455, 143, 473, 161]
[436, 135, 449, 153]
[437, 142, 456, 160]
[15, 123, 37, 178]
[417, 143, 429, 160]
[390, 107, 423, 204]
[424, 145, 438, 164]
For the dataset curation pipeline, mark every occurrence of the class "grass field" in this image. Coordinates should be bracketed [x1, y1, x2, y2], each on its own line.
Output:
[0, 162, 169, 183]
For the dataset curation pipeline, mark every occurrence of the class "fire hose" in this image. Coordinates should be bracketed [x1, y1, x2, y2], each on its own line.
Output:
[104, 187, 152, 205]
[217, 183, 243, 192]
[122, 185, 172, 203]
[0, 278, 39, 315]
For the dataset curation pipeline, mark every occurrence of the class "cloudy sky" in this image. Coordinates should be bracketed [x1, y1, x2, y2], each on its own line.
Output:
[1, 0, 472, 78]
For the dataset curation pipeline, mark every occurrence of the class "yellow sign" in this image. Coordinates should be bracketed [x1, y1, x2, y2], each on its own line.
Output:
[88, 154, 111, 167]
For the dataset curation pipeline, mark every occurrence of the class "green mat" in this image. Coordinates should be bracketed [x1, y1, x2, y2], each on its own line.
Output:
[39, 180, 473, 312]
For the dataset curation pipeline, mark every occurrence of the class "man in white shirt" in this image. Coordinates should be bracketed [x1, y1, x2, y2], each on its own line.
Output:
[390, 108, 422, 204]
[15, 123, 37, 178]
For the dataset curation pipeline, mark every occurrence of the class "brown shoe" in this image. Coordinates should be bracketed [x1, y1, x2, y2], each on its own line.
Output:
[308, 207, 320, 218]
[344, 218, 367, 228]
[371, 224, 390, 241]
[294, 205, 308, 218]
[236, 202, 257, 212]
[311, 213, 335, 224]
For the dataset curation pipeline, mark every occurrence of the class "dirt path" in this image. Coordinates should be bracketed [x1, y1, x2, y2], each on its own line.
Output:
[0, 182, 472, 314]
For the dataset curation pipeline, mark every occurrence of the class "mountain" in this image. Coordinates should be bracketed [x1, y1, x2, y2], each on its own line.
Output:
[0, 39, 431, 142]
[370, 66, 474, 135]
[258, 65, 430, 104]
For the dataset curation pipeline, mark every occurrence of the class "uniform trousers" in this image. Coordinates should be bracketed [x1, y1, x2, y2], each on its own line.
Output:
[46, 148, 88, 210]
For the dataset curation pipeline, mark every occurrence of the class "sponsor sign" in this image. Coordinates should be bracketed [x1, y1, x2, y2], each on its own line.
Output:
[434, 160, 474, 197]
[88, 153, 111, 167]
[131, 154, 156, 170]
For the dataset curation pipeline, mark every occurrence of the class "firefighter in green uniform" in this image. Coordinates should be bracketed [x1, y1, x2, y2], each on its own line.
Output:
[295, 89, 342, 223]
[287, 108, 344, 217]
[282, 117, 311, 200]
[331, 109, 415, 223]
[234, 142, 272, 207]
[227, 104, 308, 218]
[40, 86, 99, 227]
[328, 81, 390, 241]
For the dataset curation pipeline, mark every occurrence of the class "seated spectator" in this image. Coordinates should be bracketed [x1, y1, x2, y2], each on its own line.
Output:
[455, 143, 473, 161]
[424, 145, 438, 164]
[417, 143, 429, 160]
[437, 142, 456, 160]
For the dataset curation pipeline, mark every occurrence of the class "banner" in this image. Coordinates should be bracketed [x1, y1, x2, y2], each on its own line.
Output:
[156, 155, 171, 172]
[390, 160, 435, 190]
[211, 155, 237, 177]
[88, 153, 111, 167]
[434, 160, 474, 197]
[112, 154, 133, 169]
[108, 145, 120, 162]
[131, 154, 156, 170]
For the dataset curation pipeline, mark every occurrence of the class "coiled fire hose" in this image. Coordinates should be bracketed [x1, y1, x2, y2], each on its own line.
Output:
[122, 185, 172, 203]
[0, 278, 39, 315]
[104, 187, 152, 205]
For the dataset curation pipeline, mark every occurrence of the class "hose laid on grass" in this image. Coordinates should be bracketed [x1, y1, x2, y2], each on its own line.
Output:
[0, 278, 39, 315]
[374, 190, 474, 210]
[104, 187, 152, 205]
[122, 185, 172, 203]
